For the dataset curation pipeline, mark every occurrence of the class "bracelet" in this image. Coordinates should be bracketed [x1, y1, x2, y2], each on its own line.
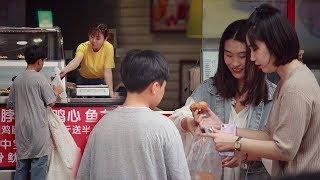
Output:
[242, 153, 248, 163]
[236, 126, 238, 136]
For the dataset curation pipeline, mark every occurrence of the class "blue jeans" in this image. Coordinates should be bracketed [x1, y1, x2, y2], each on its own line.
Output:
[15, 155, 49, 180]
[240, 161, 271, 180]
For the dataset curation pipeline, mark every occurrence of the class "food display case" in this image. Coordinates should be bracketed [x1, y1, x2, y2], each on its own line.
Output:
[0, 27, 65, 92]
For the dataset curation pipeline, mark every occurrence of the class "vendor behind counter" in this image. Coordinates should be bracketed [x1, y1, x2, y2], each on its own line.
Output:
[60, 23, 115, 97]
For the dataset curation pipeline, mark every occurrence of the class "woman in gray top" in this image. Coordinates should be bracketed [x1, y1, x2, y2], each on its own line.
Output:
[170, 19, 276, 180]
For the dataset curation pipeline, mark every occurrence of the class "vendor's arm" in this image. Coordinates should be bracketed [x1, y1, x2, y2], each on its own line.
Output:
[60, 54, 83, 78]
[60, 43, 86, 78]
[103, 42, 115, 97]
[104, 68, 114, 97]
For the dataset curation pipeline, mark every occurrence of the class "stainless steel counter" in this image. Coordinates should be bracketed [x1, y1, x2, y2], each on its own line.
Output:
[0, 96, 8, 104]
[59, 97, 125, 106]
[0, 96, 125, 107]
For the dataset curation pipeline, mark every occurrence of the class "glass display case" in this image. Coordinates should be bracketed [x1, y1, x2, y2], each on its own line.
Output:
[0, 27, 65, 90]
[0, 27, 64, 60]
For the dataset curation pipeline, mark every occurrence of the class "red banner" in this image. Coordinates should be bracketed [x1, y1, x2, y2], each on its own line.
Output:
[0, 106, 173, 170]
[0, 106, 118, 169]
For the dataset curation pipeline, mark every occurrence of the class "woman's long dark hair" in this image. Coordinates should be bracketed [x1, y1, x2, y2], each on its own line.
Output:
[213, 19, 268, 106]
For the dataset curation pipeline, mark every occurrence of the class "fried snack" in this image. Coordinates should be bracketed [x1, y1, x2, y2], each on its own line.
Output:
[17, 54, 25, 59]
[0, 88, 10, 96]
[191, 171, 217, 180]
[66, 82, 76, 90]
[0, 55, 8, 59]
[190, 101, 208, 114]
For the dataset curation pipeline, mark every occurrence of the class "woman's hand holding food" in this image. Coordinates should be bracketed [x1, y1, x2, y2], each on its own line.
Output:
[190, 101, 223, 131]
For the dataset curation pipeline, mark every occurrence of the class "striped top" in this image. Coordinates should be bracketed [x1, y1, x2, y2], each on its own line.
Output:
[263, 64, 320, 176]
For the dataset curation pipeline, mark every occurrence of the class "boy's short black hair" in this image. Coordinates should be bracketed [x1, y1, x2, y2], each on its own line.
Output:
[247, 4, 300, 66]
[25, 45, 46, 64]
[120, 49, 169, 93]
[88, 23, 108, 39]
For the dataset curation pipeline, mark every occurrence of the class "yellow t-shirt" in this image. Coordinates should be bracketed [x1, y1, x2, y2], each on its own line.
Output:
[76, 41, 115, 79]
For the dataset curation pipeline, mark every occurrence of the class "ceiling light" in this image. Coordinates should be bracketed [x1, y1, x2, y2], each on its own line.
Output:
[17, 41, 28, 45]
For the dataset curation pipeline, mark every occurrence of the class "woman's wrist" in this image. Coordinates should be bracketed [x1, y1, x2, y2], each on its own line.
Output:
[63, 67, 71, 73]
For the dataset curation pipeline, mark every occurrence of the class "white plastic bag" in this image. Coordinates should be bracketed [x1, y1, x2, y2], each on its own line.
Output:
[47, 108, 81, 180]
[51, 67, 67, 103]
[187, 128, 222, 180]
[47, 147, 70, 180]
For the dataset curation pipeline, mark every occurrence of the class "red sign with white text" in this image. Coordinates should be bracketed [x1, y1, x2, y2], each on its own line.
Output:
[0, 106, 117, 169]
[0, 106, 173, 170]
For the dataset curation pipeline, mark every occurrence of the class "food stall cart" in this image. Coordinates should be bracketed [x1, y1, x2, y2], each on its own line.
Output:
[0, 27, 125, 170]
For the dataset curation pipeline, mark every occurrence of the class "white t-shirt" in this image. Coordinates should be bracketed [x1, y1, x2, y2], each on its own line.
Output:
[224, 101, 249, 180]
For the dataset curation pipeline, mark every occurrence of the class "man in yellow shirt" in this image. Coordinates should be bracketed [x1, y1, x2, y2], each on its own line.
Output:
[60, 23, 115, 97]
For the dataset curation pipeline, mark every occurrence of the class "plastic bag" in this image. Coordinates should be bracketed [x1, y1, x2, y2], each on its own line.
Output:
[51, 67, 67, 103]
[47, 148, 70, 180]
[47, 108, 81, 180]
[187, 128, 222, 180]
